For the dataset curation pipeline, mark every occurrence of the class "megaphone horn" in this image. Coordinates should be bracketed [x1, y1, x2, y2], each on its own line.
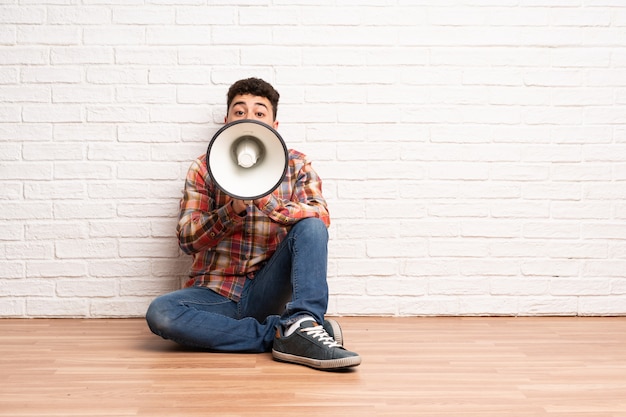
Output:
[206, 120, 288, 200]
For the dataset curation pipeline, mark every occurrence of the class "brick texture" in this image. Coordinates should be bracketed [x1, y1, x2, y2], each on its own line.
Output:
[1, 2, 626, 317]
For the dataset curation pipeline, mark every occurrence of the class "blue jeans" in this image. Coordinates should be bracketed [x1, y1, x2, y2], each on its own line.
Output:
[145, 218, 329, 353]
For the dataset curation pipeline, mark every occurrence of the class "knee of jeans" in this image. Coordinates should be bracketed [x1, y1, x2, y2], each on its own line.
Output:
[294, 217, 328, 240]
[145, 298, 174, 336]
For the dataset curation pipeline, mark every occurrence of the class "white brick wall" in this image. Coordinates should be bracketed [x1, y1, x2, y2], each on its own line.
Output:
[1, 1, 626, 318]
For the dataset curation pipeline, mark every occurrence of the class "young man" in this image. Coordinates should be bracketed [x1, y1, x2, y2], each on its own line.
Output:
[146, 78, 361, 370]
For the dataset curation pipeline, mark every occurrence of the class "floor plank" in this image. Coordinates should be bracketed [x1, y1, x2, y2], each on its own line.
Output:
[1, 317, 626, 416]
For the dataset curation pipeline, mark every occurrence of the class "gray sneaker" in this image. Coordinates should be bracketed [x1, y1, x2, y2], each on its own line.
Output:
[273, 320, 361, 370]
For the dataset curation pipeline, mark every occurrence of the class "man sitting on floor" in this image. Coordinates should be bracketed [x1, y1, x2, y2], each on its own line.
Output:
[146, 77, 361, 371]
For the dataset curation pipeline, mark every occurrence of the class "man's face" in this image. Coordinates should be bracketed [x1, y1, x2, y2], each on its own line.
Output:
[225, 94, 278, 129]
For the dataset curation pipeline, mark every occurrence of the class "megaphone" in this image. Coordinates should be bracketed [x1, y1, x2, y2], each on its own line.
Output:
[206, 120, 288, 200]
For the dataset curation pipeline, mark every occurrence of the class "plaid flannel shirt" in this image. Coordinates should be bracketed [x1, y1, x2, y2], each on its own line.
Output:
[177, 149, 330, 302]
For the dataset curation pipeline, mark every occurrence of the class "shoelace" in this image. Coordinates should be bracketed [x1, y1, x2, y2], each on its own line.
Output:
[301, 325, 341, 348]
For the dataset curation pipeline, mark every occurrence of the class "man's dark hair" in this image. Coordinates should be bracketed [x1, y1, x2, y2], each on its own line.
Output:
[227, 78, 280, 120]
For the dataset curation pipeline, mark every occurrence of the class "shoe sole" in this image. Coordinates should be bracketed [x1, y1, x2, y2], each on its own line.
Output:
[272, 349, 361, 370]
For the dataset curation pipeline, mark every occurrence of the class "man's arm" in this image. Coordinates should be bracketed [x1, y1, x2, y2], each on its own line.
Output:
[255, 160, 330, 227]
[176, 158, 245, 255]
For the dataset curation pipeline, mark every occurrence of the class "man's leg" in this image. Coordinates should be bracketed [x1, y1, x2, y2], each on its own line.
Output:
[240, 217, 329, 328]
[145, 285, 278, 353]
[240, 217, 361, 370]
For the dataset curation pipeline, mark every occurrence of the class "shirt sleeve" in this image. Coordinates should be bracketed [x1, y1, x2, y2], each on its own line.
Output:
[258, 159, 331, 227]
[176, 157, 244, 255]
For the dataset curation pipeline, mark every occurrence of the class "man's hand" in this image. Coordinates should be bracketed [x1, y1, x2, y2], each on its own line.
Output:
[232, 195, 272, 215]
[231, 199, 250, 215]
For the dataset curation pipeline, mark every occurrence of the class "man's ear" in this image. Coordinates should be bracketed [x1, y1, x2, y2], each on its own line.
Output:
[273, 120, 279, 130]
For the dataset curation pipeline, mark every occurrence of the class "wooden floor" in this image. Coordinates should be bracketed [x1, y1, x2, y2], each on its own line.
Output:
[1, 317, 626, 417]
